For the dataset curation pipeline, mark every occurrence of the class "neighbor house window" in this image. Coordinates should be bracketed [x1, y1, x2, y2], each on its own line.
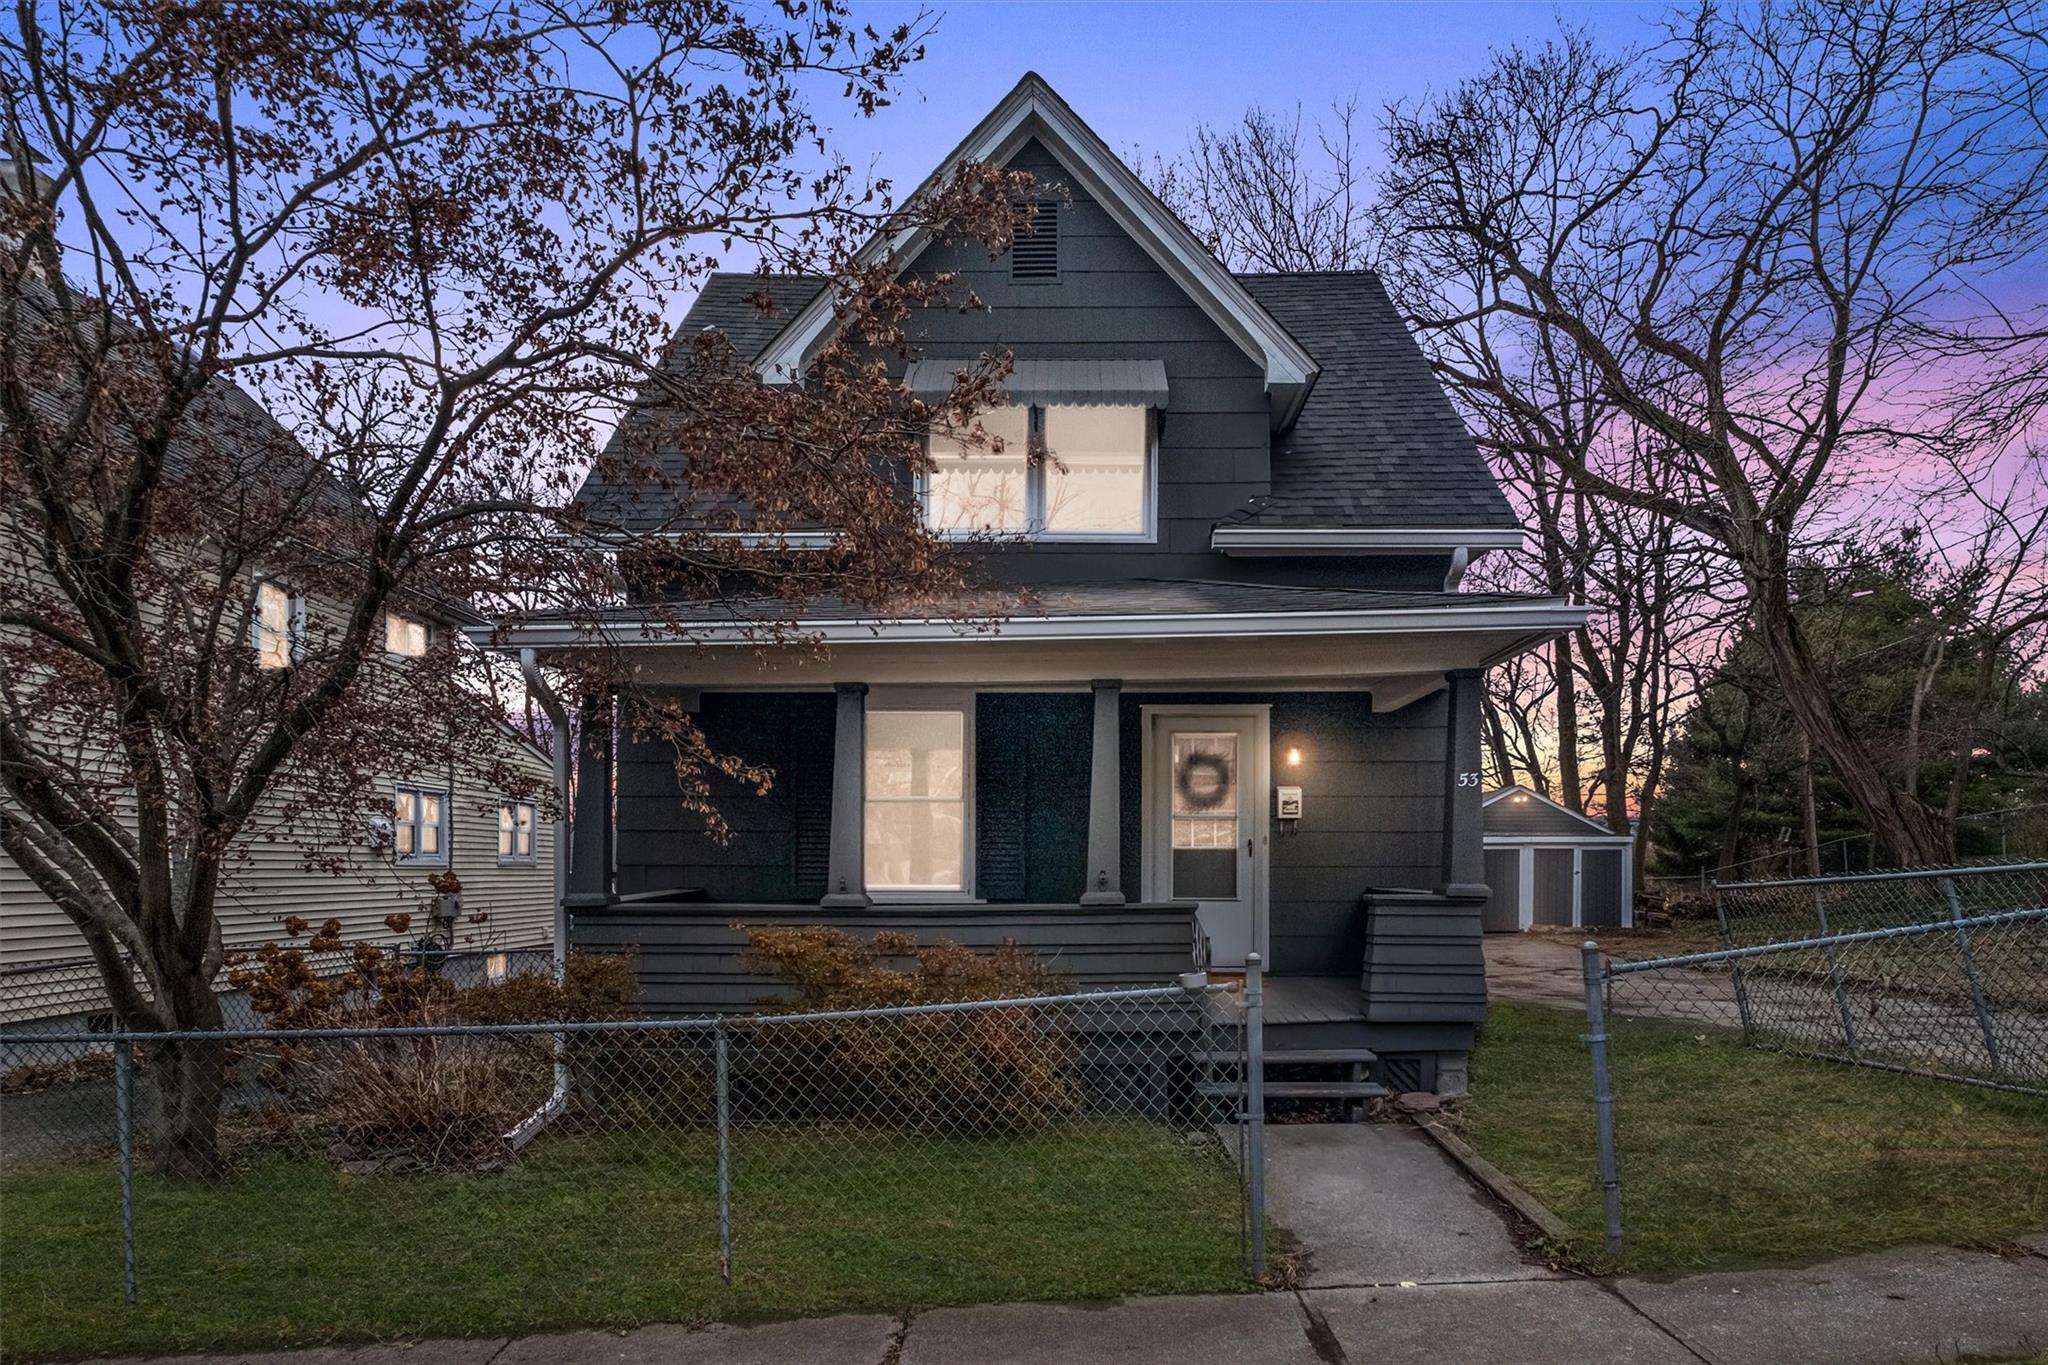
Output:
[385, 611, 429, 659]
[498, 800, 535, 863]
[925, 404, 1151, 539]
[394, 785, 449, 866]
[864, 708, 967, 893]
[252, 580, 303, 670]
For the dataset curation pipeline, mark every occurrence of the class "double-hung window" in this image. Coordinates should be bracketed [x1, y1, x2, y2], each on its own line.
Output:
[925, 404, 1151, 539]
[385, 611, 429, 660]
[498, 800, 535, 863]
[252, 580, 304, 670]
[394, 785, 449, 866]
[863, 707, 969, 894]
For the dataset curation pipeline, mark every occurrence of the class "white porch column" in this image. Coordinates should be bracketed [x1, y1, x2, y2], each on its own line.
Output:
[821, 682, 871, 907]
[1079, 678, 1125, 906]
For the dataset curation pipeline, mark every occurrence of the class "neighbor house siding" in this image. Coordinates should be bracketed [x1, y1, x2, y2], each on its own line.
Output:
[0, 758, 555, 971]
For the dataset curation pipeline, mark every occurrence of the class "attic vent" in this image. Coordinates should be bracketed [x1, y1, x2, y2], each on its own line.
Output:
[1010, 200, 1059, 281]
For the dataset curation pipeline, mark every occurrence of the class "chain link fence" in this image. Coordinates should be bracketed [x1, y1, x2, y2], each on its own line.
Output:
[0, 978, 1259, 1347]
[1579, 862, 2048, 1254]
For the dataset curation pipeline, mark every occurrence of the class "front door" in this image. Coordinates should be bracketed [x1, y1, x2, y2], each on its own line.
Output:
[1147, 710, 1266, 968]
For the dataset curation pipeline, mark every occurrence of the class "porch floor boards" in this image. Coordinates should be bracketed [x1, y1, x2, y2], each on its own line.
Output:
[1261, 975, 1366, 1027]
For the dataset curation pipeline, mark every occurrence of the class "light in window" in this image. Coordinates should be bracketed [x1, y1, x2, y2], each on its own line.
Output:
[394, 785, 448, 865]
[1042, 405, 1146, 534]
[498, 801, 534, 860]
[385, 612, 428, 658]
[926, 405, 1030, 532]
[863, 710, 965, 891]
[254, 581, 298, 670]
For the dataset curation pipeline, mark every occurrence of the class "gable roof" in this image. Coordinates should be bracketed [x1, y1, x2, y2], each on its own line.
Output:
[1483, 785, 1635, 841]
[751, 73, 1319, 429]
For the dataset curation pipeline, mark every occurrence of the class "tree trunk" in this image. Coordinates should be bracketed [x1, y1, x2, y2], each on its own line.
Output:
[146, 964, 228, 1181]
[1746, 565, 1947, 867]
[1554, 635, 1582, 808]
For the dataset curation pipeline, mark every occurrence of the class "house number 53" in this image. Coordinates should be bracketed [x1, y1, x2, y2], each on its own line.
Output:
[1456, 772, 1482, 788]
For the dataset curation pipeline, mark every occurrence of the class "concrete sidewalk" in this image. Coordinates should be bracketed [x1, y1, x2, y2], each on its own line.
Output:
[87, 1242, 2048, 1365]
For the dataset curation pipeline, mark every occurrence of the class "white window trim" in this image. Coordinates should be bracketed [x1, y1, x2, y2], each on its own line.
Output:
[497, 799, 537, 866]
[863, 689, 978, 902]
[393, 783, 451, 868]
[922, 406, 1157, 545]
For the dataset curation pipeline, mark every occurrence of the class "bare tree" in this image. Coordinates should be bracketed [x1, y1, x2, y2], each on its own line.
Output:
[1379, 1, 2048, 864]
[1143, 99, 1373, 272]
[1, 0, 1030, 1176]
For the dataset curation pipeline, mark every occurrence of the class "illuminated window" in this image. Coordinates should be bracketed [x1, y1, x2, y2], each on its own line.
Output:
[863, 709, 968, 893]
[252, 580, 302, 670]
[384, 612, 429, 659]
[394, 785, 449, 866]
[924, 404, 1151, 539]
[498, 800, 535, 862]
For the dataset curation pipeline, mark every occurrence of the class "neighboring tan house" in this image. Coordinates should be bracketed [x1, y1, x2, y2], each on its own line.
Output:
[482, 74, 1586, 1095]
[0, 281, 556, 1029]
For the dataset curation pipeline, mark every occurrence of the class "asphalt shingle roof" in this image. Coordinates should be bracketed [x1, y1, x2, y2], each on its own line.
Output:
[1232, 272, 1515, 531]
[575, 269, 1518, 535]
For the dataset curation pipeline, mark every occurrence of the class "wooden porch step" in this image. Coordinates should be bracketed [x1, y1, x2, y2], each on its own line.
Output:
[1197, 1080, 1388, 1101]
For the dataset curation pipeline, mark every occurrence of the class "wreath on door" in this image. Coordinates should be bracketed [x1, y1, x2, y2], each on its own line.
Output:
[1175, 750, 1234, 811]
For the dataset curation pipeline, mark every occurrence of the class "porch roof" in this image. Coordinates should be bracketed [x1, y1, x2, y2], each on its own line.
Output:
[474, 579, 1584, 697]
[482, 578, 1579, 638]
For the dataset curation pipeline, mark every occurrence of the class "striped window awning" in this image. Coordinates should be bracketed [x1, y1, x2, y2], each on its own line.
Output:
[903, 357, 1169, 408]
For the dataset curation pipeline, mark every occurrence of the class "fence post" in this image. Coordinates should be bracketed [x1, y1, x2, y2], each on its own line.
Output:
[1713, 886, 1756, 1042]
[113, 1037, 138, 1306]
[1244, 952, 1266, 1277]
[1580, 943, 1624, 1255]
[714, 1018, 732, 1284]
[1808, 887, 1861, 1055]
[1939, 877, 2003, 1072]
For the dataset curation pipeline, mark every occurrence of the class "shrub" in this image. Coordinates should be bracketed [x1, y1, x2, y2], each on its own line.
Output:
[225, 926, 649, 1169]
[739, 927, 1078, 1130]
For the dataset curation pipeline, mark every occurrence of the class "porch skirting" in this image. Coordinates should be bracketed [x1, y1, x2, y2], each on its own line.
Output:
[572, 899, 1202, 1016]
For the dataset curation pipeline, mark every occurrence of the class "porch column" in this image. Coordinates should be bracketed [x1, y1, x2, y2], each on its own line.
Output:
[566, 692, 613, 908]
[1079, 678, 1125, 906]
[821, 682, 871, 907]
[1439, 668, 1487, 896]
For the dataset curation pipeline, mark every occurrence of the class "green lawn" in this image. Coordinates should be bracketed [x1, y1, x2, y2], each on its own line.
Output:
[1457, 1003, 2048, 1276]
[1, 1121, 1250, 1361]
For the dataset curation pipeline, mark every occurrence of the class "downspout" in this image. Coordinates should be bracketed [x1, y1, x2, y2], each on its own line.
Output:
[506, 647, 573, 1151]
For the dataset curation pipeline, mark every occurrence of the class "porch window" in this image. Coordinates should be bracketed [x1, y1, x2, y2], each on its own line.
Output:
[863, 708, 967, 892]
[925, 404, 1151, 539]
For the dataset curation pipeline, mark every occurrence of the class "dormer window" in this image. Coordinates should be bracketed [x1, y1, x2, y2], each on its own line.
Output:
[384, 611, 429, 660]
[924, 403, 1153, 541]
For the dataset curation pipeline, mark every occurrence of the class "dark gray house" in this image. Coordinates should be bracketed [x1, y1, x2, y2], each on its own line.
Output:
[488, 75, 1584, 1094]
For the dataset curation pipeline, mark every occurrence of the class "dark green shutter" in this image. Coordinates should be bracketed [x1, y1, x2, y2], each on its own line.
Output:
[976, 695, 1029, 900]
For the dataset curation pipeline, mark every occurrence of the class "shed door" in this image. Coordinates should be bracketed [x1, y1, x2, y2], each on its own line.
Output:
[1581, 848, 1626, 927]
[1533, 848, 1577, 927]
[1482, 849, 1522, 932]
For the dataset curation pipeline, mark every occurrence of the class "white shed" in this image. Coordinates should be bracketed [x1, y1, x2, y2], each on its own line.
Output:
[1481, 786, 1635, 932]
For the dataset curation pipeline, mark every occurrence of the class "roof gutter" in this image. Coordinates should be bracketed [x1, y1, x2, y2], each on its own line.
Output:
[467, 600, 1590, 651]
[1210, 526, 1526, 557]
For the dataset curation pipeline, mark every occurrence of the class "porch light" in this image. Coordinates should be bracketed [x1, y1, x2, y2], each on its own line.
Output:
[1285, 746, 1302, 768]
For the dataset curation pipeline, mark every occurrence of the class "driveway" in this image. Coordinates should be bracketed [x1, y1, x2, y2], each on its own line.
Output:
[1482, 931, 2048, 1084]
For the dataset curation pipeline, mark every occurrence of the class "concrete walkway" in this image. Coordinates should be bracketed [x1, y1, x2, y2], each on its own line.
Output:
[85, 1124, 2048, 1364]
